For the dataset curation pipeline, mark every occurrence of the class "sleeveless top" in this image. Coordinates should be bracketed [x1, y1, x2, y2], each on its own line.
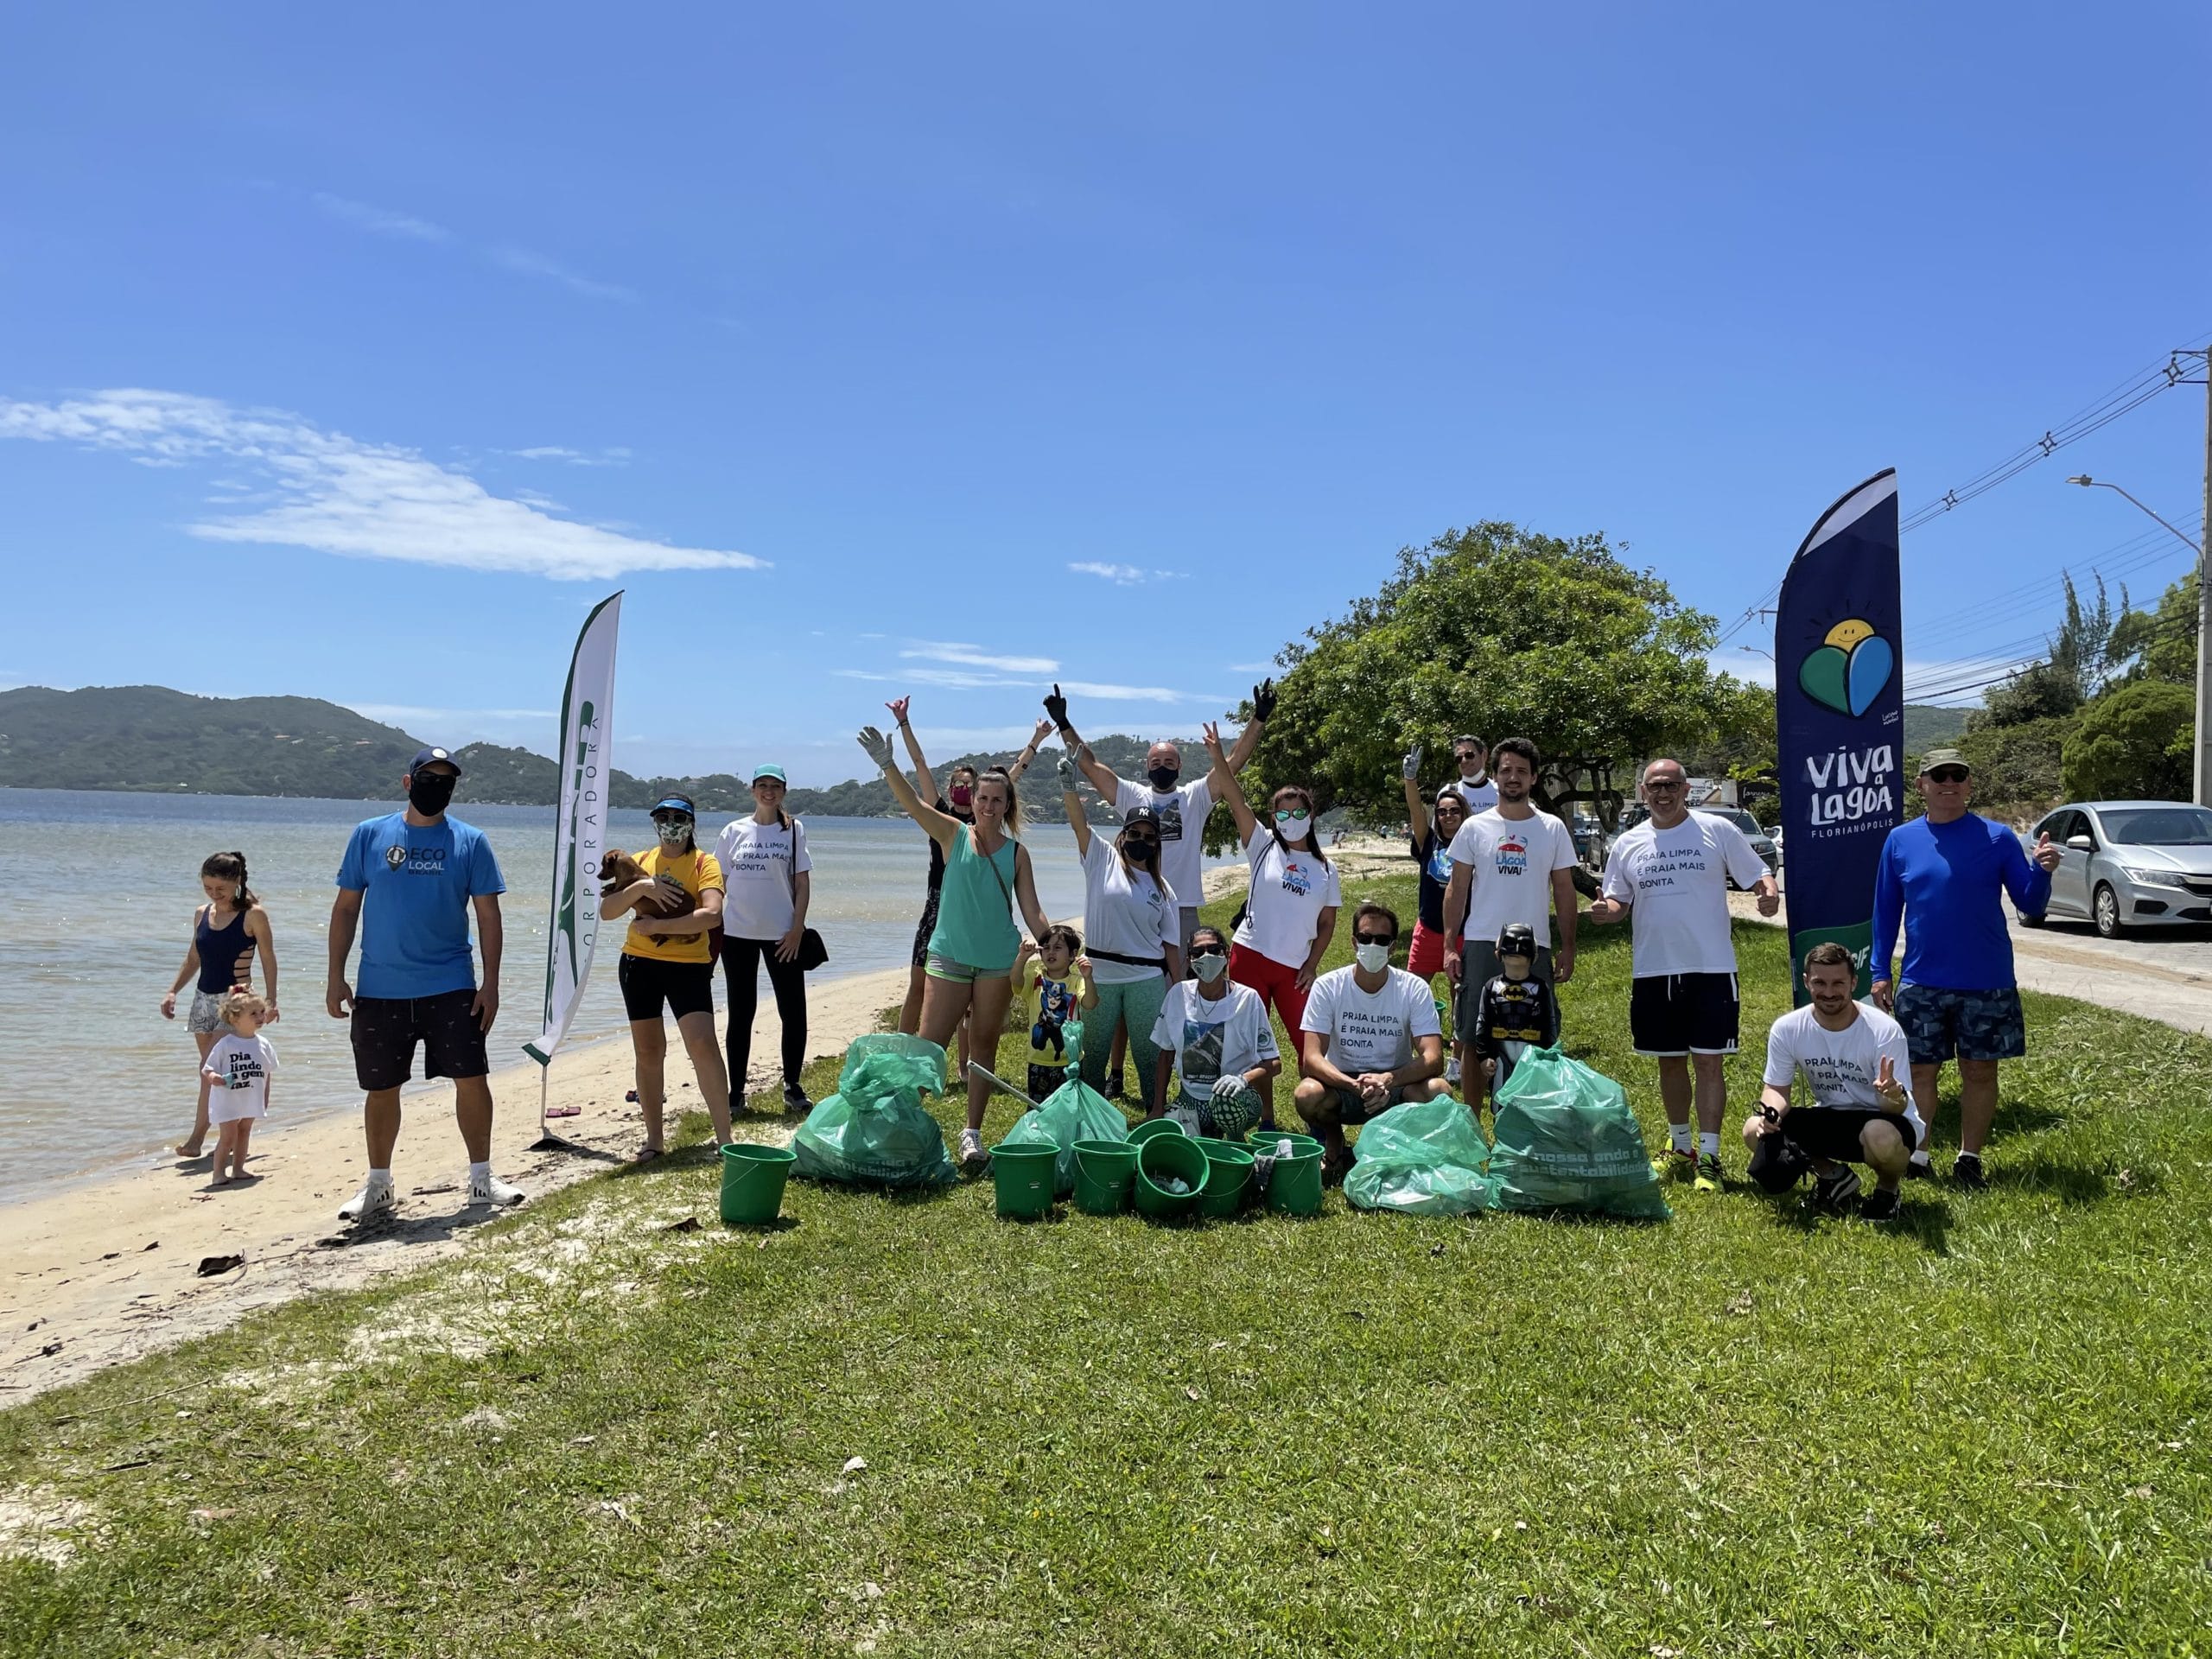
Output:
[195, 905, 252, 994]
[926, 825, 1020, 972]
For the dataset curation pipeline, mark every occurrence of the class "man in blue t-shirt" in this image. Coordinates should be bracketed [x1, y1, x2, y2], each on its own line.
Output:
[1871, 747, 2060, 1190]
[326, 746, 519, 1222]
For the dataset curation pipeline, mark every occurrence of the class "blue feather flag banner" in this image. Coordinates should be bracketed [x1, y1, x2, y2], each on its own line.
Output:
[1774, 473, 1904, 1002]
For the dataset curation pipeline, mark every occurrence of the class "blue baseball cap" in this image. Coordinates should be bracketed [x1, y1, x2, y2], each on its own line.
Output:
[409, 745, 462, 776]
[649, 794, 696, 817]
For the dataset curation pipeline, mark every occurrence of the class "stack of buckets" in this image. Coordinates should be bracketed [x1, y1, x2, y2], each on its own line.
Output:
[995, 1117, 1325, 1222]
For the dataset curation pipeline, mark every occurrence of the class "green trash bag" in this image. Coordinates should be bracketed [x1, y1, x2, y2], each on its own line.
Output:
[997, 1021, 1128, 1194]
[1342, 1096, 1493, 1217]
[1487, 1046, 1670, 1220]
[789, 1033, 958, 1189]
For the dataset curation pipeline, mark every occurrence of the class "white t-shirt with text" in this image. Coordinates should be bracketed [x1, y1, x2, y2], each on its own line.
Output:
[714, 817, 812, 940]
[1762, 1001, 1923, 1132]
[1446, 807, 1577, 947]
[1600, 811, 1768, 978]
[205, 1032, 276, 1123]
[1446, 775, 1499, 817]
[1077, 835, 1179, 984]
[1231, 830, 1343, 968]
[1113, 775, 1214, 909]
[1151, 980, 1280, 1091]
[1300, 965, 1440, 1075]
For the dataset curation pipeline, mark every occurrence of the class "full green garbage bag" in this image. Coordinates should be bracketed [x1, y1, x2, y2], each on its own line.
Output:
[1343, 1096, 1493, 1217]
[1487, 1046, 1670, 1221]
[995, 1020, 1128, 1193]
[789, 1033, 958, 1189]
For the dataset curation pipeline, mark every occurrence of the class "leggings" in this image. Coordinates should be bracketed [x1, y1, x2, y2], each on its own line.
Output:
[721, 936, 808, 1092]
[1078, 973, 1167, 1114]
[1229, 943, 1312, 1066]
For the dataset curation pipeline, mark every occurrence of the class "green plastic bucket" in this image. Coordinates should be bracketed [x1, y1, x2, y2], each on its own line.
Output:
[1194, 1139, 1255, 1218]
[1254, 1131, 1322, 1161]
[989, 1142, 1058, 1220]
[1264, 1142, 1325, 1217]
[720, 1141, 798, 1226]
[1133, 1135, 1207, 1221]
[1126, 1116, 1188, 1147]
[1071, 1139, 1139, 1215]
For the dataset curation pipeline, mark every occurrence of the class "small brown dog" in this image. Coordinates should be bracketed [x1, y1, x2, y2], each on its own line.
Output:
[601, 849, 702, 943]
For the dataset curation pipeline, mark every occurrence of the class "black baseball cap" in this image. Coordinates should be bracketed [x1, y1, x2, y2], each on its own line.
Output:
[409, 746, 462, 776]
[1122, 804, 1162, 830]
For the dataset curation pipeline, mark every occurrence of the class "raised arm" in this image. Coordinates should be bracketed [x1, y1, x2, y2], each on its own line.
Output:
[887, 698, 938, 804]
[1046, 683, 1122, 798]
[1058, 753, 1093, 858]
[1202, 721, 1256, 846]
[860, 726, 963, 850]
[1401, 743, 1429, 846]
[1223, 679, 1275, 773]
[1007, 716, 1052, 783]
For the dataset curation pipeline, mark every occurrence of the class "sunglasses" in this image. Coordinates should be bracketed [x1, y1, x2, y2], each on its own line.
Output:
[1353, 934, 1395, 949]
[1454, 752, 1480, 762]
[1274, 807, 1310, 823]
[1123, 831, 1160, 845]
[1645, 779, 1686, 791]
[1925, 767, 1969, 785]
[1190, 943, 1228, 959]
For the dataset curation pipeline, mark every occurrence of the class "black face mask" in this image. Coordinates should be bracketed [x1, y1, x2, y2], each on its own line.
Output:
[1125, 838, 1158, 864]
[408, 772, 458, 817]
[1147, 766, 1179, 791]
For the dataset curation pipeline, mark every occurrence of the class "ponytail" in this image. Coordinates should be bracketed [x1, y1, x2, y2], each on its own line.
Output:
[201, 850, 257, 912]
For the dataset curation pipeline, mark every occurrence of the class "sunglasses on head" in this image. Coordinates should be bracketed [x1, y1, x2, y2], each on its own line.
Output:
[1925, 767, 1969, 785]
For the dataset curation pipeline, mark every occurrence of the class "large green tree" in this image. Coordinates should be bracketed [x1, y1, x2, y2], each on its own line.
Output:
[2063, 681, 2194, 801]
[2107, 571, 2201, 689]
[1248, 524, 1738, 826]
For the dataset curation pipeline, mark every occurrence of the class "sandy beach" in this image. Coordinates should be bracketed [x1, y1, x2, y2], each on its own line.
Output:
[0, 963, 912, 1403]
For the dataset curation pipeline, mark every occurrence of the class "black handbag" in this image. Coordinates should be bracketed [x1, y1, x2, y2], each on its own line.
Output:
[779, 818, 830, 972]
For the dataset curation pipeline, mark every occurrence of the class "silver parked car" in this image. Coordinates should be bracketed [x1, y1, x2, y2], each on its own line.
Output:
[1706, 806, 1780, 887]
[2029, 800, 2212, 938]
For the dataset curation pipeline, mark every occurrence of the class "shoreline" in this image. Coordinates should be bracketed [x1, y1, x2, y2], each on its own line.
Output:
[0, 962, 912, 1404]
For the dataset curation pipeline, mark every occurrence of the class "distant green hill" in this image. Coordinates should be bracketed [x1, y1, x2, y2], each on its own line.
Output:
[0, 684, 1162, 820]
[1902, 703, 1969, 755]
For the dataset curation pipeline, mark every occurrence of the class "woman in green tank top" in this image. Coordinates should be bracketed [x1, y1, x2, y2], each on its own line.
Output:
[858, 726, 1052, 1173]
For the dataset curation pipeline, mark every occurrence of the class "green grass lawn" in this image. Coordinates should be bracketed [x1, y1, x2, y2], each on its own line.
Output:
[5, 874, 2209, 1656]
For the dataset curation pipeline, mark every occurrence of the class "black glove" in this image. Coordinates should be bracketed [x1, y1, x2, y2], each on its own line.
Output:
[1251, 679, 1278, 722]
[1043, 683, 1071, 730]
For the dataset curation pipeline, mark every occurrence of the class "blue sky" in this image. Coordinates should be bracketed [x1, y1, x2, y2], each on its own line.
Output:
[2, 3, 2207, 785]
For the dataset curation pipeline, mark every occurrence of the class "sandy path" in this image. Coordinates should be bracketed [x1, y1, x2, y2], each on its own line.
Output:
[0, 965, 909, 1404]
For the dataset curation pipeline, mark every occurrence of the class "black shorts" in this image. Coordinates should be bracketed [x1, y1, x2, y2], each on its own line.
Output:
[351, 988, 490, 1091]
[1630, 973, 1740, 1057]
[619, 953, 716, 1022]
[1749, 1109, 1918, 1192]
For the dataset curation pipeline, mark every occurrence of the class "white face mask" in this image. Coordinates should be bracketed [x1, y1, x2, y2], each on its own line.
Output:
[1354, 943, 1391, 974]
[1192, 952, 1230, 982]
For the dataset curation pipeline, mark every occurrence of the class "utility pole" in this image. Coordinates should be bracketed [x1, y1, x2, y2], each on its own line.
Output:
[2198, 353, 2212, 806]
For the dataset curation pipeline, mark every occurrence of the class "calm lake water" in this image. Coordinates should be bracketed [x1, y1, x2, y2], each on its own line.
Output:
[0, 789, 1172, 1202]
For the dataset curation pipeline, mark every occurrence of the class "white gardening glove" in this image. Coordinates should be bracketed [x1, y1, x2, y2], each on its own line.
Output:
[1402, 742, 1423, 782]
[1056, 753, 1078, 789]
[856, 726, 895, 768]
[1211, 1074, 1246, 1101]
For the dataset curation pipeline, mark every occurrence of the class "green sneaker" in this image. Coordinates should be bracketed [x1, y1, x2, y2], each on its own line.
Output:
[1694, 1154, 1724, 1193]
[1651, 1148, 1695, 1182]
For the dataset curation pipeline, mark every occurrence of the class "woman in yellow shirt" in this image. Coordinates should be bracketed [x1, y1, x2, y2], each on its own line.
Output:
[600, 794, 734, 1160]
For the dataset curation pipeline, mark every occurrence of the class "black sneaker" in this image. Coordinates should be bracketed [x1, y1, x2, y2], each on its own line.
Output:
[782, 1082, 813, 1114]
[1104, 1070, 1125, 1100]
[1809, 1165, 1862, 1213]
[1952, 1153, 1989, 1190]
[1904, 1156, 1935, 1181]
[1859, 1188, 1902, 1221]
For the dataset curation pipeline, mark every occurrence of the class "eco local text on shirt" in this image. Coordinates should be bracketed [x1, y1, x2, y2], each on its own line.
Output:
[1802, 742, 1897, 835]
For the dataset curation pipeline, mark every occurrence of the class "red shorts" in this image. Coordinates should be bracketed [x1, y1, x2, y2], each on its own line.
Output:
[1407, 922, 1448, 981]
[1229, 943, 1313, 1065]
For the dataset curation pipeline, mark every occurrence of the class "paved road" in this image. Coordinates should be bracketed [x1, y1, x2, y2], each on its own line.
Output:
[1726, 891, 2212, 1040]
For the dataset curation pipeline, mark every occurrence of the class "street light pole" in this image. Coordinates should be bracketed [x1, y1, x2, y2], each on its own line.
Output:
[2066, 464, 2210, 805]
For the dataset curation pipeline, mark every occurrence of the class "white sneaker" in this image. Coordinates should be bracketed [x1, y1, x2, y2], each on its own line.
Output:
[1445, 1058, 1462, 1086]
[339, 1178, 397, 1222]
[957, 1127, 988, 1175]
[466, 1172, 527, 1207]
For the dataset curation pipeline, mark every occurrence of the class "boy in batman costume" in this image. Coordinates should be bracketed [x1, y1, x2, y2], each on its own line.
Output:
[1471, 922, 1559, 1098]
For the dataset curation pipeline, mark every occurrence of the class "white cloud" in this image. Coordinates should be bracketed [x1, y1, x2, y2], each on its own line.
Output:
[1068, 561, 1187, 585]
[506, 445, 632, 467]
[0, 390, 765, 582]
[900, 641, 1061, 674]
[310, 192, 451, 242]
[836, 667, 1030, 690]
[1059, 680, 1222, 704]
[346, 702, 556, 724]
[1226, 660, 1277, 673]
[489, 246, 637, 302]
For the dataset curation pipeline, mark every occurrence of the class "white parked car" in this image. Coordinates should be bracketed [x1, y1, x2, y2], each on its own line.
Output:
[2028, 800, 2212, 938]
